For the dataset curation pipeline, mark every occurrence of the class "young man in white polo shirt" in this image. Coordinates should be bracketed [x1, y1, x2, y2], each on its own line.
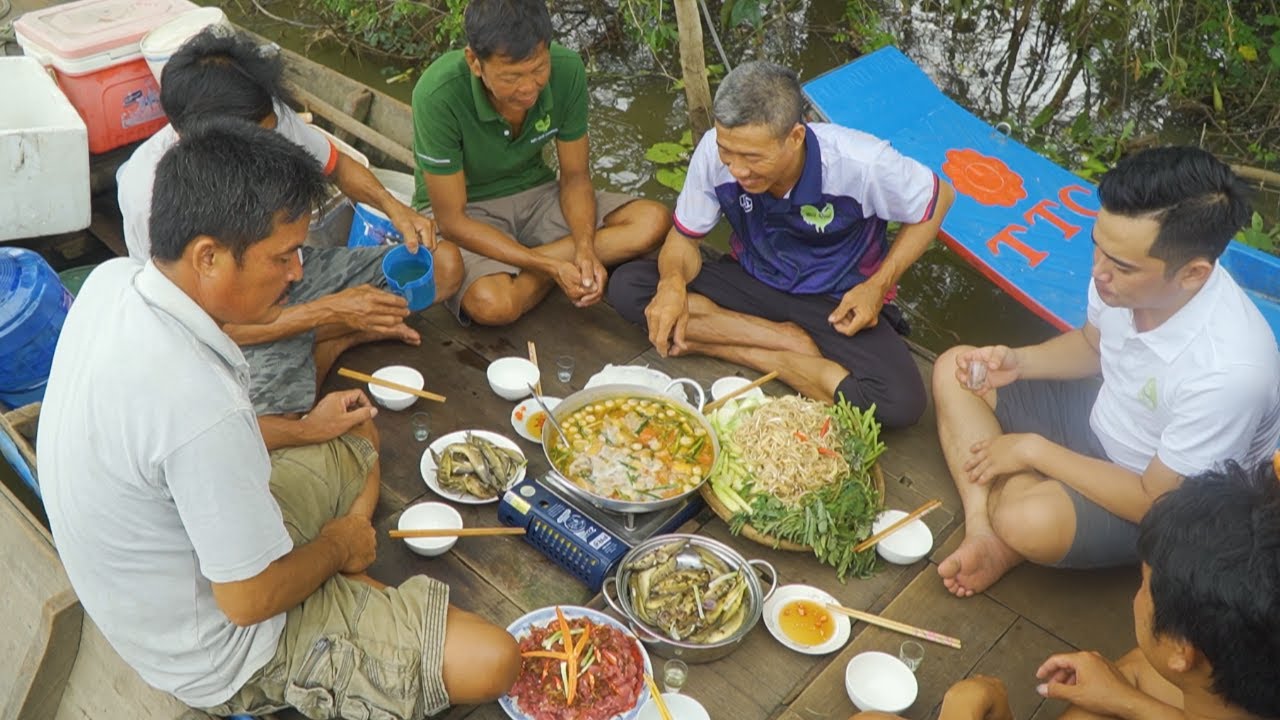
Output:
[931, 146, 1280, 597]
[40, 119, 518, 718]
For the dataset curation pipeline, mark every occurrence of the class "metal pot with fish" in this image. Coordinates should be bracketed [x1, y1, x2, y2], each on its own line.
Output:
[603, 533, 777, 663]
[541, 379, 717, 514]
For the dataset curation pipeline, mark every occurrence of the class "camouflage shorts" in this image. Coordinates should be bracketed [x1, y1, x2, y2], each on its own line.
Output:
[203, 435, 452, 720]
[244, 245, 390, 415]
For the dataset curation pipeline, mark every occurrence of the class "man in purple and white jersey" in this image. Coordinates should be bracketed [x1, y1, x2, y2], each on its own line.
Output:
[609, 61, 953, 428]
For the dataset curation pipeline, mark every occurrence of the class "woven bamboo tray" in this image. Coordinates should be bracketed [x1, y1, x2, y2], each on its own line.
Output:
[699, 463, 886, 552]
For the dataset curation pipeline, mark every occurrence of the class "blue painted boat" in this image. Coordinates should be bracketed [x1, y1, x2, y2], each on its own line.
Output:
[802, 46, 1280, 340]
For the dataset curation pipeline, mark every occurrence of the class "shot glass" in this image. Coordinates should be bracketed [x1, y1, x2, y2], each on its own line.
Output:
[966, 358, 988, 391]
[661, 658, 688, 694]
[555, 355, 576, 383]
[411, 412, 431, 442]
[899, 640, 925, 672]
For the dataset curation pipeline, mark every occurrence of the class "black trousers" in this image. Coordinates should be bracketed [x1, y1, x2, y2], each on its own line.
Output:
[607, 256, 927, 429]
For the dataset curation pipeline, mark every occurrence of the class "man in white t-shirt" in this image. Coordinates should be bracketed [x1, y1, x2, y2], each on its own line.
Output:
[41, 119, 519, 717]
[609, 61, 955, 428]
[932, 146, 1280, 597]
[117, 27, 463, 435]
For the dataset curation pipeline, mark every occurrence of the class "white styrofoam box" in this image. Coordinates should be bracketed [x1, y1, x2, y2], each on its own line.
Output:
[0, 58, 91, 242]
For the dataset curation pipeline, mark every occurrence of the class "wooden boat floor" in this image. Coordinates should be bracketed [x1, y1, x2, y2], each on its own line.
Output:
[286, 292, 1139, 720]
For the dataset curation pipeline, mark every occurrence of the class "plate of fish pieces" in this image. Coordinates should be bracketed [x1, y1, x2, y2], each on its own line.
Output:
[421, 430, 528, 504]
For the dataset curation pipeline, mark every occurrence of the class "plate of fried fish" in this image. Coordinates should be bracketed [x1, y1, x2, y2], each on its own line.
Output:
[420, 430, 528, 504]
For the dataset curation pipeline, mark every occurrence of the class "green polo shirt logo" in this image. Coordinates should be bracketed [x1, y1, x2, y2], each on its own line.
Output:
[1139, 378, 1157, 410]
[801, 203, 836, 233]
[534, 114, 551, 133]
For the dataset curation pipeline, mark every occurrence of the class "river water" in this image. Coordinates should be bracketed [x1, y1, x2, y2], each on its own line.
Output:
[221, 0, 1232, 353]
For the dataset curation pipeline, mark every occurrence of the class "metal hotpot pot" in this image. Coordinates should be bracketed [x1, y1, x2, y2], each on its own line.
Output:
[540, 379, 716, 514]
[603, 533, 777, 663]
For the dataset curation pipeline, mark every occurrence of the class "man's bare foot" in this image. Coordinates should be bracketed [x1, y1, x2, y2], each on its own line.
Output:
[937, 531, 1023, 597]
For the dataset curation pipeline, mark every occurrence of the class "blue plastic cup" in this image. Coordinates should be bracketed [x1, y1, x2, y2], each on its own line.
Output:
[382, 244, 436, 312]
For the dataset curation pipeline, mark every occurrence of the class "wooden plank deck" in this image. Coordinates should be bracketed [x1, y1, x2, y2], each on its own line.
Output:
[308, 288, 1139, 720]
[7, 1, 1134, 714]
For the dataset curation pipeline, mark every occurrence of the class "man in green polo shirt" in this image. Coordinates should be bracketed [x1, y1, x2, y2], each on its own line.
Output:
[411, 0, 669, 325]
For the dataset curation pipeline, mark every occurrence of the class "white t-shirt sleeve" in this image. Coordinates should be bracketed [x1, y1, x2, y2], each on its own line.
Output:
[116, 135, 170, 261]
[1157, 368, 1272, 476]
[854, 139, 939, 224]
[117, 159, 152, 261]
[274, 103, 338, 175]
[163, 413, 293, 584]
[672, 131, 723, 237]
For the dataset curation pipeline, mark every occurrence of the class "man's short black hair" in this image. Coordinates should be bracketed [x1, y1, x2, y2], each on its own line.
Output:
[1097, 146, 1252, 273]
[464, 0, 553, 61]
[149, 118, 329, 263]
[1137, 461, 1280, 716]
[160, 27, 295, 134]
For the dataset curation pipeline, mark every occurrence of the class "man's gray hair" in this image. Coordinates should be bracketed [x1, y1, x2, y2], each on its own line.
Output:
[713, 61, 804, 137]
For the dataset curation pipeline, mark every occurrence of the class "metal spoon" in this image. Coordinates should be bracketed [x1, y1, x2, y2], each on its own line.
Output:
[526, 383, 571, 446]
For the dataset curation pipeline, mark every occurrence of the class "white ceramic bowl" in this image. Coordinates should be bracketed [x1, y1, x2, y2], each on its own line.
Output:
[585, 364, 688, 402]
[637, 693, 710, 720]
[510, 397, 561, 443]
[368, 365, 424, 411]
[397, 502, 463, 557]
[486, 357, 540, 401]
[762, 584, 851, 655]
[710, 375, 766, 403]
[871, 509, 935, 564]
[845, 651, 918, 713]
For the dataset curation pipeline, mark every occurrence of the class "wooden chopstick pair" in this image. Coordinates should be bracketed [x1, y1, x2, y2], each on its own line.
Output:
[527, 340, 543, 396]
[824, 603, 963, 649]
[702, 370, 779, 413]
[852, 499, 943, 554]
[338, 367, 447, 403]
[643, 674, 673, 720]
[389, 527, 527, 539]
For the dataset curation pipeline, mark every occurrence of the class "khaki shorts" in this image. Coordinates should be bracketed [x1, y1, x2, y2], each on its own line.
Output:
[448, 180, 636, 320]
[204, 435, 452, 720]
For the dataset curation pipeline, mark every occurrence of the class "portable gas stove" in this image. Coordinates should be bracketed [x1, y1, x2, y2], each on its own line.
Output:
[498, 473, 703, 588]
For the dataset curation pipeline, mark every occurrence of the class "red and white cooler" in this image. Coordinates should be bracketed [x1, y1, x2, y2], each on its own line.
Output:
[14, 0, 198, 154]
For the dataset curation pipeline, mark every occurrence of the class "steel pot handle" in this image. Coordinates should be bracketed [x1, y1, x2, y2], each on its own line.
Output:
[748, 559, 778, 601]
[601, 574, 627, 617]
[665, 378, 706, 411]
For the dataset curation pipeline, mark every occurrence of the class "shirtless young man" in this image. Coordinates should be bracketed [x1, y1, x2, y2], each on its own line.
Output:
[853, 460, 1280, 720]
[1035, 461, 1280, 720]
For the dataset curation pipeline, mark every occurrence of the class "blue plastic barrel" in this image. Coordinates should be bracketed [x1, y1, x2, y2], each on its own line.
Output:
[347, 202, 401, 247]
[0, 248, 72, 407]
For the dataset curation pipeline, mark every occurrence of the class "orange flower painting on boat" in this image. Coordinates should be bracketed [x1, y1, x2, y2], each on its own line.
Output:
[942, 148, 1027, 208]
